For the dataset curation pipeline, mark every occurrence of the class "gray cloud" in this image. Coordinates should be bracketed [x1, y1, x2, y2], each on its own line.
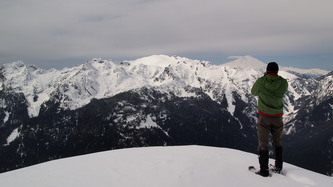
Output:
[1, 0, 333, 69]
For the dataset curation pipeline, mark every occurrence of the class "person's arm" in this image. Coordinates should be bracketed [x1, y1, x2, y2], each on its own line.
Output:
[282, 79, 288, 94]
[251, 78, 261, 96]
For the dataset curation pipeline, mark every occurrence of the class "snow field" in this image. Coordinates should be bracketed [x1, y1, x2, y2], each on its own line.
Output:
[0, 146, 331, 187]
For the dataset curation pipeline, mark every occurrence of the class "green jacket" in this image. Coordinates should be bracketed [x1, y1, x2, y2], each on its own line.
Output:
[251, 74, 288, 115]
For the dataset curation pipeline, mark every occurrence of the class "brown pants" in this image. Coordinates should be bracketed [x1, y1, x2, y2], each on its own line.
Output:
[257, 115, 283, 151]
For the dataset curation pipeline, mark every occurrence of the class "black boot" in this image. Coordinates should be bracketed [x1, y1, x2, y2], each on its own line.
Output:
[274, 146, 283, 173]
[256, 150, 269, 177]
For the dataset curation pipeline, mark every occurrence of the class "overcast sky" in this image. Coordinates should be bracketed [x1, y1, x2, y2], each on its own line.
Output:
[1, 0, 332, 70]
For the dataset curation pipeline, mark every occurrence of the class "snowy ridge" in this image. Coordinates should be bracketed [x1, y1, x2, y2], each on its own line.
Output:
[314, 72, 333, 102]
[130, 55, 192, 67]
[281, 66, 329, 76]
[0, 55, 329, 125]
[0, 146, 331, 187]
[223, 56, 329, 76]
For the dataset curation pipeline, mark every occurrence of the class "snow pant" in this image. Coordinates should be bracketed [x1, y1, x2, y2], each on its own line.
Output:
[257, 115, 283, 151]
[257, 115, 284, 170]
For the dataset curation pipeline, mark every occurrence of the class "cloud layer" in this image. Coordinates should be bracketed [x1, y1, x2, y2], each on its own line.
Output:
[1, 0, 333, 69]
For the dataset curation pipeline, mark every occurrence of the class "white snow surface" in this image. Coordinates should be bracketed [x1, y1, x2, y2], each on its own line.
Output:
[0, 146, 331, 187]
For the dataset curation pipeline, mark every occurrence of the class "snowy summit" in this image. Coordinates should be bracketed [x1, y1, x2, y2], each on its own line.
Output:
[223, 56, 267, 70]
[130, 55, 191, 67]
[0, 146, 331, 187]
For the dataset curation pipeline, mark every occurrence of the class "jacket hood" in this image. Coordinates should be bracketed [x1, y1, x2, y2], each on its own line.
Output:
[262, 75, 286, 98]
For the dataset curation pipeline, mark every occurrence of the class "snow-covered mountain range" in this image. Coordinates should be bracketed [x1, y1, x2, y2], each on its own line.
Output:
[0, 55, 332, 175]
[1, 55, 330, 129]
[0, 146, 332, 187]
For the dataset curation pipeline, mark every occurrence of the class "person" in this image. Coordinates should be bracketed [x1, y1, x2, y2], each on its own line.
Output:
[251, 62, 288, 177]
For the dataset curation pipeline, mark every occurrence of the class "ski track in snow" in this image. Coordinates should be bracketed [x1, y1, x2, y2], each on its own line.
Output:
[0, 146, 331, 187]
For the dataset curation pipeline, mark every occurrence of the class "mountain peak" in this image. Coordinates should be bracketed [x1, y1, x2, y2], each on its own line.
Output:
[130, 55, 186, 67]
[222, 56, 266, 70]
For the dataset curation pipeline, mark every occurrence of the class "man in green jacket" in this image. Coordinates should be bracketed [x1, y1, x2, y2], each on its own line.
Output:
[251, 62, 288, 177]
